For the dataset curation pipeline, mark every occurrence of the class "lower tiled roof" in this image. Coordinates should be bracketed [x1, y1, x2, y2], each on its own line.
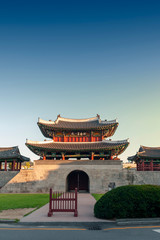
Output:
[138, 146, 160, 159]
[128, 146, 160, 161]
[0, 146, 30, 161]
[26, 139, 129, 155]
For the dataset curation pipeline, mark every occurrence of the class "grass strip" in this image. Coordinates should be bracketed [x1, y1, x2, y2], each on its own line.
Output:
[92, 193, 104, 201]
[0, 194, 49, 211]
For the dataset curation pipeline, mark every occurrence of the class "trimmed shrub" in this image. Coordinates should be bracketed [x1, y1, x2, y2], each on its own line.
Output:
[94, 185, 160, 219]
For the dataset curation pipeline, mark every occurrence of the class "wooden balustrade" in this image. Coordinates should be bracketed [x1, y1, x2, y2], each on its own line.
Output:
[48, 188, 78, 217]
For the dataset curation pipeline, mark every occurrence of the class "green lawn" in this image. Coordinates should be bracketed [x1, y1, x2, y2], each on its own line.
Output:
[0, 193, 103, 211]
[0, 194, 49, 211]
[92, 193, 104, 201]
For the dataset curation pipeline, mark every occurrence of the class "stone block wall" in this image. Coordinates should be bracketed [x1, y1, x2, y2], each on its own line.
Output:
[0, 160, 123, 193]
[0, 172, 19, 188]
[1, 160, 160, 193]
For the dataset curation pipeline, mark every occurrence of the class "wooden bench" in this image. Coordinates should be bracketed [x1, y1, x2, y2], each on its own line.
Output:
[48, 188, 78, 217]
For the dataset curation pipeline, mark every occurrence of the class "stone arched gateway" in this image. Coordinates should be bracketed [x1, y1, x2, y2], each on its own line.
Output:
[66, 170, 89, 193]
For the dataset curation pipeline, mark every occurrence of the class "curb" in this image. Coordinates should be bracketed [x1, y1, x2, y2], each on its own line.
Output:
[1, 218, 160, 227]
[0, 220, 116, 229]
[116, 218, 160, 226]
[0, 219, 17, 224]
[18, 221, 115, 227]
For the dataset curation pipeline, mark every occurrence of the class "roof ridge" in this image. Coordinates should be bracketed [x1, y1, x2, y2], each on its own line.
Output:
[38, 116, 99, 124]
[56, 116, 99, 123]
[0, 146, 19, 151]
[140, 145, 160, 150]
[38, 117, 118, 125]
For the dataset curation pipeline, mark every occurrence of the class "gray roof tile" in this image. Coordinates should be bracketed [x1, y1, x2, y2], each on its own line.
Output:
[0, 146, 30, 161]
[26, 140, 129, 156]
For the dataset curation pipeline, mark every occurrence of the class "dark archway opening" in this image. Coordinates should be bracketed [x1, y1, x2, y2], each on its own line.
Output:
[67, 170, 89, 193]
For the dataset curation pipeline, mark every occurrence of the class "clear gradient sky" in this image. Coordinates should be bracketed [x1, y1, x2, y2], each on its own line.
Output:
[0, 0, 160, 161]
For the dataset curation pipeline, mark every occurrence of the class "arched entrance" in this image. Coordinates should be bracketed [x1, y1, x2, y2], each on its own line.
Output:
[67, 170, 89, 193]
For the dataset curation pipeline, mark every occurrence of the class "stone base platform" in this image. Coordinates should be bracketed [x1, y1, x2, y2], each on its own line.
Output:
[0, 160, 124, 193]
[1, 160, 160, 193]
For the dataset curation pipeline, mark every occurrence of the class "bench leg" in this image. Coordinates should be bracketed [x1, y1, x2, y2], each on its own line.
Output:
[48, 211, 53, 217]
[74, 210, 78, 217]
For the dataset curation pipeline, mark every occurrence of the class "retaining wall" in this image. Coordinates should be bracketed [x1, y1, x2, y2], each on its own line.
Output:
[0, 172, 19, 188]
[0, 160, 160, 193]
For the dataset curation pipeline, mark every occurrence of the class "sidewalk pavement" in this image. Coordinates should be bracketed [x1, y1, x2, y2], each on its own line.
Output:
[20, 194, 113, 223]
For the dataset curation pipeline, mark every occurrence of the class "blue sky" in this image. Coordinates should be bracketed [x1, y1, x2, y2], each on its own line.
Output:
[0, 0, 160, 161]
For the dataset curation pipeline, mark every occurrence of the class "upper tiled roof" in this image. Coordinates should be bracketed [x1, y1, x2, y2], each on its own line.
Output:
[128, 146, 160, 161]
[0, 146, 30, 161]
[26, 139, 129, 156]
[37, 115, 119, 139]
[38, 115, 118, 130]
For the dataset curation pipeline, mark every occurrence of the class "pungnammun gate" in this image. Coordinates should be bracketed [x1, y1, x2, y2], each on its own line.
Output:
[24, 114, 129, 193]
[2, 115, 160, 194]
[26, 114, 129, 161]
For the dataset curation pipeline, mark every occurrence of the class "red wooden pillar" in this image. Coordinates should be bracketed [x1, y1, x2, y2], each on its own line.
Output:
[150, 160, 153, 171]
[91, 152, 94, 160]
[142, 160, 145, 171]
[0, 162, 1, 171]
[13, 160, 15, 171]
[137, 162, 139, 171]
[101, 131, 103, 141]
[43, 155, 46, 160]
[62, 153, 65, 160]
[5, 160, 7, 171]
[19, 162, 22, 170]
[16, 162, 19, 171]
[91, 131, 93, 142]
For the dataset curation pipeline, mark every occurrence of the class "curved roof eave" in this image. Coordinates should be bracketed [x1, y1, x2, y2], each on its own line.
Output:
[26, 139, 129, 145]
[38, 116, 118, 126]
[26, 139, 129, 157]
[0, 146, 30, 162]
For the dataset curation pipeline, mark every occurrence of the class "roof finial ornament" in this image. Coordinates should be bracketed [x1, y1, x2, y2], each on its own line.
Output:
[57, 114, 61, 118]
[97, 114, 100, 119]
